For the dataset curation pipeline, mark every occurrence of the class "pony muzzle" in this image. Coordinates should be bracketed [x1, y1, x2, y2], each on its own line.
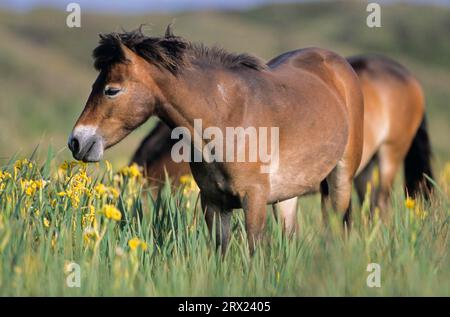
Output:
[68, 126, 104, 162]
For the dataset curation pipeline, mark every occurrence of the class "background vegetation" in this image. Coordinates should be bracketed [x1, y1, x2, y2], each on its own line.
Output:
[0, 0, 449, 166]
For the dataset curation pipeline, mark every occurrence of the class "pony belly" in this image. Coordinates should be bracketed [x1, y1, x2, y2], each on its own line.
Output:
[267, 167, 320, 203]
[266, 138, 346, 202]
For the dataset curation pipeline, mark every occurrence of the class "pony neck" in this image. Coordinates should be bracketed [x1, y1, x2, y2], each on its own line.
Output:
[155, 67, 246, 132]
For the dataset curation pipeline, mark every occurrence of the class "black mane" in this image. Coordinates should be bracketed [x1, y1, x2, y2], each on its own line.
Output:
[93, 25, 267, 74]
[189, 43, 266, 71]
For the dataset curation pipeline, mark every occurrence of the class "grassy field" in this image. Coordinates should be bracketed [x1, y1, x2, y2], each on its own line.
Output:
[0, 1, 449, 296]
[0, 153, 448, 296]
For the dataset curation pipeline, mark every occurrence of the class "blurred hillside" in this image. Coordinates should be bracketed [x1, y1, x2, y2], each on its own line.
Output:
[0, 0, 449, 167]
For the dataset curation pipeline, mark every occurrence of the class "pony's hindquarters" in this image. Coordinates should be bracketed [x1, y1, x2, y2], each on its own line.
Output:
[350, 55, 432, 215]
[319, 53, 365, 228]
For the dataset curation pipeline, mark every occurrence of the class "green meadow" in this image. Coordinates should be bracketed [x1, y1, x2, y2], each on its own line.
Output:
[0, 156, 448, 296]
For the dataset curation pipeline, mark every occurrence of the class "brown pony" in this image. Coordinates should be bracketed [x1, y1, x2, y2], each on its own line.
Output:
[131, 54, 434, 233]
[68, 27, 364, 253]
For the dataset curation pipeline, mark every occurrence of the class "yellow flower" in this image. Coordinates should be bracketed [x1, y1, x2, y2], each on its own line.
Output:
[110, 187, 120, 199]
[179, 174, 199, 196]
[43, 217, 50, 228]
[128, 237, 147, 251]
[14, 159, 29, 170]
[60, 161, 69, 170]
[13, 159, 22, 170]
[58, 168, 92, 207]
[101, 204, 122, 221]
[14, 159, 33, 177]
[94, 183, 120, 200]
[405, 197, 415, 210]
[119, 163, 142, 178]
[83, 227, 99, 244]
[25, 186, 34, 196]
[95, 183, 108, 195]
[82, 205, 97, 228]
[179, 174, 193, 185]
[0, 170, 12, 181]
[58, 161, 70, 175]
[111, 210, 122, 221]
[128, 238, 140, 250]
[0, 170, 12, 192]
[21, 179, 47, 196]
[128, 164, 142, 178]
[35, 179, 46, 189]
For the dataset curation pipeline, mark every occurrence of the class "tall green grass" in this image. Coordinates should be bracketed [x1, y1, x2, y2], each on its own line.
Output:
[0, 151, 448, 296]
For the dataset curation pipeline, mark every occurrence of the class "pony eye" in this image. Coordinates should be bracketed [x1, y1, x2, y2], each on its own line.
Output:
[104, 86, 121, 97]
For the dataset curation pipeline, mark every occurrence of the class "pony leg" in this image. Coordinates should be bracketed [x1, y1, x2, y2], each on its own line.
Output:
[324, 163, 353, 232]
[354, 154, 380, 217]
[320, 180, 332, 226]
[241, 189, 268, 255]
[273, 198, 298, 236]
[377, 144, 403, 218]
[201, 194, 232, 255]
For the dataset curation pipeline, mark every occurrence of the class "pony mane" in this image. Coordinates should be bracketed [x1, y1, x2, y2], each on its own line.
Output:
[189, 43, 267, 71]
[93, 25, 267, 74]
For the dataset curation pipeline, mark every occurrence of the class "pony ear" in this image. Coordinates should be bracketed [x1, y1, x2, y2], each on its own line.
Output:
[119, 42, 136, 63]
[165, 23, 174, 38]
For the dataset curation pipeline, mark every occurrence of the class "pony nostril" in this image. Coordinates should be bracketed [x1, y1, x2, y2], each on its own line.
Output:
[69, 137, 80, 155]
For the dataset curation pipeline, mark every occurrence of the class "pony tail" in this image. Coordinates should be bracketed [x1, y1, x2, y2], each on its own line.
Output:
[404, 114, 434, 199]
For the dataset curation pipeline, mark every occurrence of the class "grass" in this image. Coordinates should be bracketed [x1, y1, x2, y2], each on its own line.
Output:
[0, 151, 448, 296]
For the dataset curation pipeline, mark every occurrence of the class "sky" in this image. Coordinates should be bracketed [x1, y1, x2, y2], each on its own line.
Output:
[1, 0, 449, 12]
[0, 0, 300, 12]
